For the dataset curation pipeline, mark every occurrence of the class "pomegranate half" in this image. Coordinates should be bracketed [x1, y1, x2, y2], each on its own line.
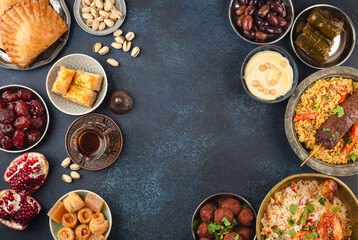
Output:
[4, 152, 49, 196]
[0, 189, 41, 230]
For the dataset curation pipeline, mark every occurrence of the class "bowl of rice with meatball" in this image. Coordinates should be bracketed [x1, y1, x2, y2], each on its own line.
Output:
[256, 173, 358, 240]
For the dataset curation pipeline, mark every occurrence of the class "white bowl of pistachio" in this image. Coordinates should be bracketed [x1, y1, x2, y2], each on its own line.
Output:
[74, 0, 126, 36]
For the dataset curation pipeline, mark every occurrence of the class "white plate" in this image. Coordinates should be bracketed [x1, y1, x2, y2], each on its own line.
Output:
[46, 54, 108, 115]
[74, 0, 126, 36]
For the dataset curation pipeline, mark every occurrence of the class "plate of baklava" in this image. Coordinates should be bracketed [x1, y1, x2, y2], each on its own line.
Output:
[0, 0, 71, 70]
[46, 54, 108, 115]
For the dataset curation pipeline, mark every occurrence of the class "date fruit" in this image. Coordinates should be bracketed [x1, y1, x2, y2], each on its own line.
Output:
[243, 15, 253, 30]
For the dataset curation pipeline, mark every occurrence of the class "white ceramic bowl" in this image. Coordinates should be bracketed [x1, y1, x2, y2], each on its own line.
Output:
[49, 189, 112, 240]
[0, 84, 50, 153]
[46, 54, 108, 115]
[73, 0, 126, 36]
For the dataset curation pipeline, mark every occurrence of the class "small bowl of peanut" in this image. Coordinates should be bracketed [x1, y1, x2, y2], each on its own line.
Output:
[74, 0, 126, 36]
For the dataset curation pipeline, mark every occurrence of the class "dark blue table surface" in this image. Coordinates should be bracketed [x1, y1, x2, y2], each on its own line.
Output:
[0, 0, 357, 239]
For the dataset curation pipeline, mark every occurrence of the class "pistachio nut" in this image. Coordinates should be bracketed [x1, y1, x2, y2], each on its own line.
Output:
[107, 58, 119, 67]
[98, 22, 106, 30]
[95, 0, 104, 9]
[90, 0, 96, 7]
[62, 174, 72, 183]
[92, 19, 100, 31]
[107, 0, 115, 4]
[111, 42, 122, 49]
[95, 16, 104, 22]
[104, 18, 114, 27]
[125, 32, 135, 41]
[70, 163, 81, 171]
[81, 7, 91, 13]
[91, 8, 99, 18]
[70, 171, 81, 180]
[82, 0, 91, 7]
[123, 41, 131, 52]
[115, 36, 125, 44]
[131, 46, 140, 57]
[104, 0, 113, 11]
[111, 9, 123, 19]
[86, 19, 93, 26]
[98, 46, 109, 55]
[113, 29, 123, 37]
[93, 42, 102, 53]
[99, 10, 110, 18]
[61, 157, 71, 168]
[109, 12, 117, 21]
[82, 13, 93, 20]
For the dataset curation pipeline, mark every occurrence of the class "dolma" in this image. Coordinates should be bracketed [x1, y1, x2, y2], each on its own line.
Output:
[295, 26, 330, 63]
[302, 22, 333, 48]
[307, 8, 344, 40]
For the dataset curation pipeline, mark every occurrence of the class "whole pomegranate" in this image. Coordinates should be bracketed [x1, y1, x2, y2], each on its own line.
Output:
[0, 189, 41, 230]
[4, 153, 49, 196]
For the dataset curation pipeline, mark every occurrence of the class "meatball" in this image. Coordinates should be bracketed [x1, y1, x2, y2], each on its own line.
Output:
[237, 208, 255, 227]
[220, 198, 242, 215]
[218, 196, 229, 206]
[238, 227, 254, 240]
[197, 222, 214, 239]
[214, 207, 234, 226]
[200, 203, 217, 223]
[223, 232, 242, 240]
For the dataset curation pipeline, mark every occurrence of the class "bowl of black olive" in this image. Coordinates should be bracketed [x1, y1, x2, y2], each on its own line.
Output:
[229, 0, 294, 44]
[192, 193, 256, 240]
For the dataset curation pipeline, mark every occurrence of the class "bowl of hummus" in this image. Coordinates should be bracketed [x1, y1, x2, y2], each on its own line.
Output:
[241, 45, 298, 103]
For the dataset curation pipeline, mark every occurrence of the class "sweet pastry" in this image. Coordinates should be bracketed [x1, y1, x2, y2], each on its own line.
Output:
[73, 71, 103, 92]
[89, 212, 109, 236]
[61, 213, 78, 228]
[85, 193, 104, 212]
[47, 201, 68, 223]
[88, 234, 106, 240]
[0, 0, 68, 67]
[57, 227, 75, 240]
[52, 67, 77, 97]
[75, 224, 91, 240]
[65, 84, 98, 108]
[63, 193, 85, 213]
[78, 207, 93, 224]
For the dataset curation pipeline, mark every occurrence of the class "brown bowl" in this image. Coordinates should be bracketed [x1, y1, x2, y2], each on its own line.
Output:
[255, 173, 358, 240]
[192, 192, 257, 240]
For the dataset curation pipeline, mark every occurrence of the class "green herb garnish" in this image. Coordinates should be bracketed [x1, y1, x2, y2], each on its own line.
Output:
[316, 197, 326, 206]
[332, 105, 345, 117]
[289, 228, 296, 237]
[312, 102, 319, 110]
[272, 227, 283, 235]
[192, 219, 200, 231]
[305, 230, 319, 239]
[348, 154, 357, 162]
[323, 128, 330, 132]
[290, 204, 297, 215]
[222, 217, 231, 228]
[325, 95, 330, 100]
[288, 218, 295, 226]
[330, 206, 342, 213]
[233, 234, 240, 240]
[307, 201, 315, 212]
[242, 203, 248, 209]
[300, 201, 314, 225]
[332, 131, 340, 138]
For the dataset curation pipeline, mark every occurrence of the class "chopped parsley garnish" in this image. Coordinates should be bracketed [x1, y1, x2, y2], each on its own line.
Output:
[312, 102, 319, 110]
[330, 206, 342, 213]
[305, 230, 319, 239]
[323, 128, 330, 132]
[289, 228, 296, 237]
[332, 131, 340, 138]
[290, 204, 297, 215]
[192, 219, 200, 230]
[222, 217, 231, 228]
[348, 154, 357, 162]
[332, 105, 345, 117]
[242, 203, 248, 209]
[233, 234, 240, 240]
[343, 133, 353, 144]
[316, 196, 327, 206]
[306, 201, 315, 212]
[328, 233, 335, 237]
[288, 218, 295, 226]
[325, 95, 330, 100]
[272, 226, 283, 234]
[263, 234, 269, 239]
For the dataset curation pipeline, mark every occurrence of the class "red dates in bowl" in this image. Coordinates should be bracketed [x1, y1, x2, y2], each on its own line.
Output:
[229, 0, 294, 44]
[0, 85, 49, 153]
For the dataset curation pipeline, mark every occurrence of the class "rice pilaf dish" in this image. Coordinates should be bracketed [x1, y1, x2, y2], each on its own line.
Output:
[261, 180, 351, 240]
[294, 77, 358, 164]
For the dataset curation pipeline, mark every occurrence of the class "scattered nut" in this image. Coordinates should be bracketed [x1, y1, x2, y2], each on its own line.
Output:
[123, 41, 131, 52]
[111, 42, 122, 49]
[125, 32, 135, 41]
[82, 13, 93, 20]
[104, 18, 114, 27]
[93, 42, 102, 53]
[70, 171, 81, 180]
[98, 46, 109, 55]
[115, 36, 125, 44]
[62, 174, 72, 183]
[113, 29, 123, 37]
[107, 58, 119, 67]
[61, 157, 71, 168]
[70, 164, 81, 171]
[131, 46, 140, 57]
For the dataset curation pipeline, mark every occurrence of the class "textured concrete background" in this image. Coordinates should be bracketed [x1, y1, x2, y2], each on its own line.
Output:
[0, 0, 357, 239]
